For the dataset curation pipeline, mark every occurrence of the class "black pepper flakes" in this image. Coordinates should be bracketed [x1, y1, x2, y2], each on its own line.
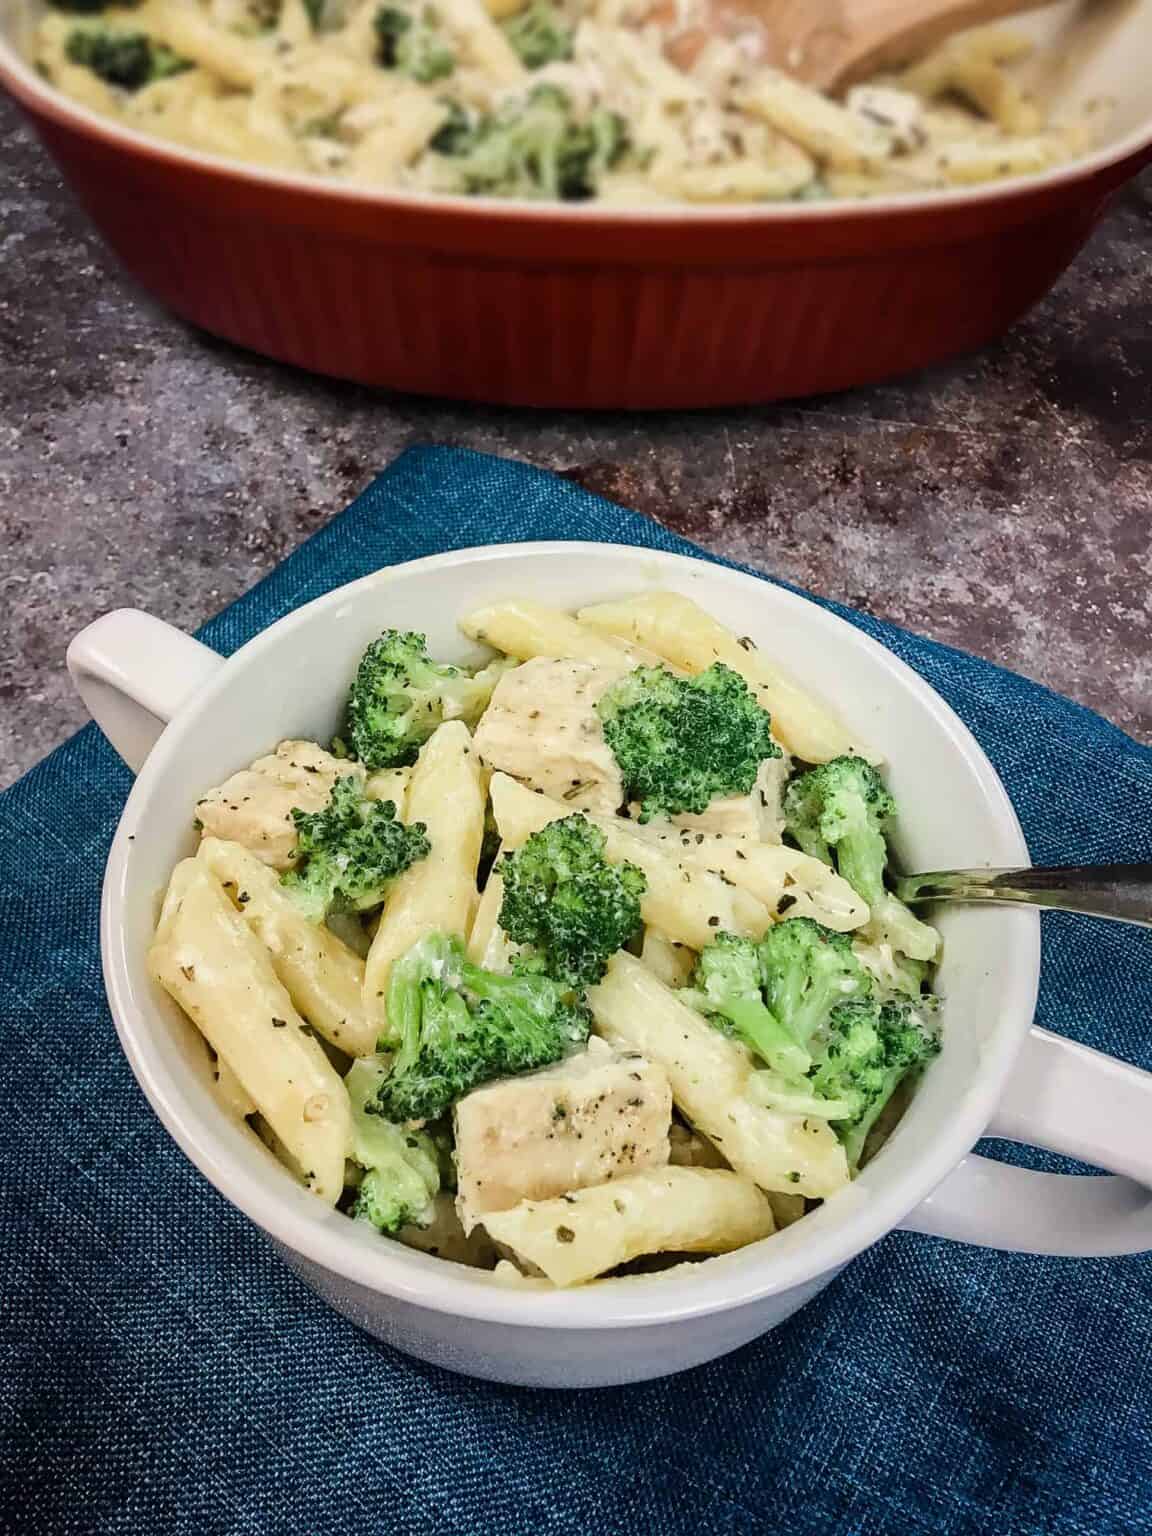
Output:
[556, 1225, 576, 1244]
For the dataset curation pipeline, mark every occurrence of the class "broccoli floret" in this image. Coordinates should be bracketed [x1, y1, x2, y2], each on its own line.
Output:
[344, 629, 511, 770]
[345, 1056, 440, 1232]
[836, 1000, 941, 1168]
[757, 916, 873, 1048]
[854, 937, 931, 1001]
[371, 932, 590, 1122]
[784, 756, 939, 961]
[431, 84, 627, 201]
[374, 4, 455, 81]
[500, 0, 572, 67]
[681, 931, 811, 1077]
[497, 815, 646, 988]
[65, 26, 189, 88]
[280, 776, 430, 921]
[429, 99, 473, 154]
[596, 662, 781, 822]
[751, 996, 940, 1168]
[783, 756, 894, 904]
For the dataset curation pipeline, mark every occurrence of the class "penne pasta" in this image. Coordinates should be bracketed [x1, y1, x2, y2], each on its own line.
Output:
[149, 1, 274, 88]
[197, 837, 379, 1057]
[640, 929, 697, 991]
[739, 69, 895, 169]
[211, 1053, 258, 1120]
[575, 592, 872, 766]
[460, 599, 652, 668]
[480, 1167, 775, 1286]
[35, 3, 1090, 206]
[149, 859, 352, 1203]
[490, 773, 773, 948]
[364, 721, 486, 1027]
[623, 822, 870, 932]
[466, 867, 518, 972]
[363, 766, 412, 808]
[588, 953, 850, 1199]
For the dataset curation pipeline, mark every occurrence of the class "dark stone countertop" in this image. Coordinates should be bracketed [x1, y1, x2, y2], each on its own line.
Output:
[2, 95, 1149, 788]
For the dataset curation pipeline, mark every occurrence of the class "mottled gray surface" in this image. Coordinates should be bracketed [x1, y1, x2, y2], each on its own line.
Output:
[1, 93, 1150, 788]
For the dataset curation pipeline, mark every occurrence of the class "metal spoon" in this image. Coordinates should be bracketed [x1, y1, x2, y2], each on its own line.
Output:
[894, 865, 1152, 927]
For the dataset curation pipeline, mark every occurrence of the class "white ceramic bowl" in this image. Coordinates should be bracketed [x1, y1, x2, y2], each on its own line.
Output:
[68, 543, 1152, 1387]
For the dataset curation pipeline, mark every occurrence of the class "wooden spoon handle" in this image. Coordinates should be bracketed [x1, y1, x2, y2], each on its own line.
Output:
[776, 0, 1055, 90]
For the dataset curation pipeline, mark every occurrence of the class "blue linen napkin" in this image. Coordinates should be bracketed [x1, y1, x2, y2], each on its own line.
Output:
[2, 446, 1150, 1536]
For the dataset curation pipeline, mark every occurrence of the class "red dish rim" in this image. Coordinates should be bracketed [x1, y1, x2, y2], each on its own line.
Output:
[3, 24, 1151, 226]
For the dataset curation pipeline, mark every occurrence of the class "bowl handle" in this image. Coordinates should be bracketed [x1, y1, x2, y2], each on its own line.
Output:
[67, 609, 223, 773]
[902, 1026, 1152, 1255]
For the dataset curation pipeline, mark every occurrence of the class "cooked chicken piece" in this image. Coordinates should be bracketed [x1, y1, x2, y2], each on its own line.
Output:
[663, 752, 791, 842]
[455, 1038, 672, 1229]
[471, 657, 629, 816]
[196, 740, 363, 870]
[754, 751, 791, 841]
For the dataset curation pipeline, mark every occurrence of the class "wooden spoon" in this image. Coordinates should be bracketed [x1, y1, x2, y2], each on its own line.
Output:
[662, 0, 1055, 92]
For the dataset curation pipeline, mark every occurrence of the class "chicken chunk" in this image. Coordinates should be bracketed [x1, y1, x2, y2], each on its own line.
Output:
[845, 85, 926, 152]
[471, 657, 629, 816]
[196, 740, 364, 870]
[454, 1039, 672, 1229]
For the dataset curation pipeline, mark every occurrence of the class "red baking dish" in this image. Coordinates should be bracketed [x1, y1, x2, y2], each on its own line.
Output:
[3, 1, 1150, 408]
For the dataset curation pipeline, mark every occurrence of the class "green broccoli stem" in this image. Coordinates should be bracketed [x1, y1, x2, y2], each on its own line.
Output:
[838, 1065, 909, 1169]
[726, 995, 812, 1078]
[370, 931, 591, 1123]
[828, 812, 889, 909]
[749, 1069, 861, 1121]
[788, 822, 833, 866]
[345, 1055, 440, 1231]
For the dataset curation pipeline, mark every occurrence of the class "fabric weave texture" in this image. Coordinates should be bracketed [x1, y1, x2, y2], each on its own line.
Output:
[2, 446, 1150, 1535]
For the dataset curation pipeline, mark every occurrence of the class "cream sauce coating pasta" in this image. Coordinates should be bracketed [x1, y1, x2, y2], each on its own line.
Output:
[148, 584, 942, 1286]
[35, 4, 1091, 204]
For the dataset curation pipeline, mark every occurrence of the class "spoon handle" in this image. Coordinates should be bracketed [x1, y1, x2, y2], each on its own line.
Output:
[788, 0, 1054, 89]
[894, 865, 1152, 927]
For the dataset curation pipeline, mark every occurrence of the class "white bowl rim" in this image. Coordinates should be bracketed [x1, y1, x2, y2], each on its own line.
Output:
[2, 20, 1150, 225]
[102, 539, 1041, 1330]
